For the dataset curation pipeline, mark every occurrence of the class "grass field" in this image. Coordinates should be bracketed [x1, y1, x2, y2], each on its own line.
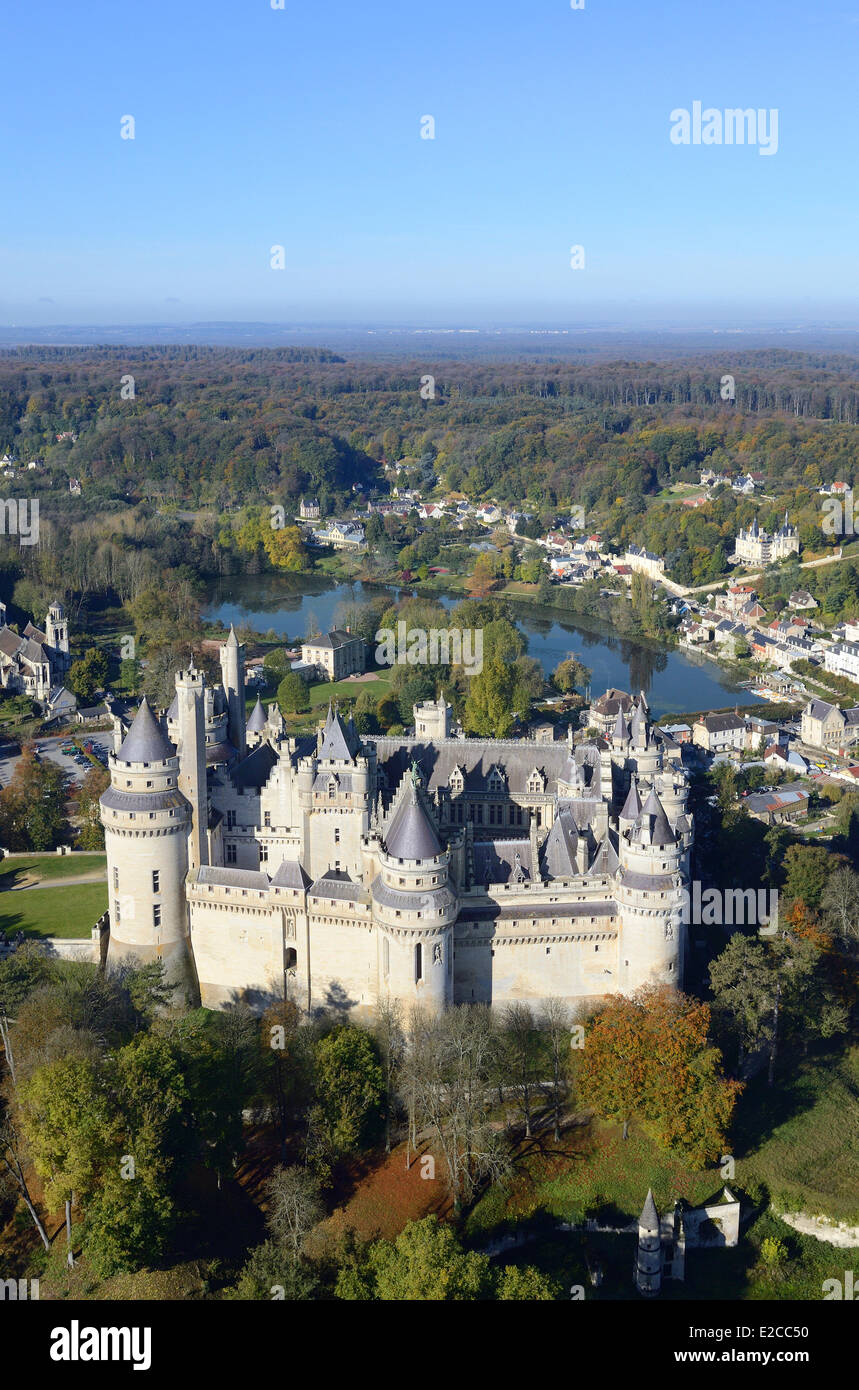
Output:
[0, 882, 108, 939]
[733, 1047, 859, 1225]
[0, 853, 106, 886]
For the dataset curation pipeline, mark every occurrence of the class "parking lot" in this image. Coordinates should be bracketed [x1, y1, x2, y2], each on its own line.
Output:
[0, 734, 111, 790]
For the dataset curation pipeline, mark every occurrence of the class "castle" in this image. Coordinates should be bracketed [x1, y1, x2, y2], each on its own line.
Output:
[101, 629, 692, 1017]
[733, 512, 799, 567]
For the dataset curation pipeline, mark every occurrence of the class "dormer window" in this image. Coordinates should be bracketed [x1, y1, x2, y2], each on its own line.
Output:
[527, 768, 545, 794]
[487, 765, 506, 794]
[448, 767, 464, 794]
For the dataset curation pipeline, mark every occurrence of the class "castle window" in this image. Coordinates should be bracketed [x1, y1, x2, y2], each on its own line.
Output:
[114, 899, 121, 923]
[152, 870, 160, 893]
[382, 937, 390, 977]
[264, 811, 271, 828]
[334, 827, 340, 843]
[226, 844, 237, 864]
[260, 845, 268, 863]
[153, 905, 161, 928]
[414, 943, 423, 983]
[227, 811, 236, 829]
[113, 867, 119, 891]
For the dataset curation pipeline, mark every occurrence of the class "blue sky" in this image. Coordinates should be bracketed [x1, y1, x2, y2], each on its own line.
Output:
[2, 0, 858, 326]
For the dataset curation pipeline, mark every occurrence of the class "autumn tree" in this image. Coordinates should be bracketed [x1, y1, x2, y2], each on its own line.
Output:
[577, 987, 741, 1164]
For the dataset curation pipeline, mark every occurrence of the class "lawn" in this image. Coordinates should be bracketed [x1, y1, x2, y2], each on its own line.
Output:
[732, 1047, 859, 1225]
[466, 1117, 720, 1243]
[0, 853, 106, 886]
[307, 669, 393, 708]
[0, 882, 108, 939]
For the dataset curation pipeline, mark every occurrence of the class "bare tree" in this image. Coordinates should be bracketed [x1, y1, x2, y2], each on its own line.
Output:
[265, 1165, 323, 1260]
[501, 1002, 541, 1139]
[538, 997, 573, 1142]
[374, 997, 404, 1155]
[0, 1118, 51, 1250]
[403, 1006, 510, 1212]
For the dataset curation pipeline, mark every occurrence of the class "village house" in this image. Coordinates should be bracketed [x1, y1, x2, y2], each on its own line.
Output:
[745, 787, 809, 824]
[300, 629, 367, 683]
[624, 545, 666, 580]
[692, 711, 747, 754]
[800, 698, 859, 752]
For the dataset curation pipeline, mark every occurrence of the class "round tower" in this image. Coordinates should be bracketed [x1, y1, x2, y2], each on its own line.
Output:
[635, 1189, 662, 1296]
[100, 698, 198, 1005]
[219, 625, 246, 758]
[371, 776, 457, 1015]
[617, 785, 685, 994]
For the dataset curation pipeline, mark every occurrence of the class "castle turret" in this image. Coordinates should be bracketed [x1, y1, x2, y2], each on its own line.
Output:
[100, 698, 198, 1004]
[246, 694, 267, 749]
[371, 773, 457, 1014]
[617, 785, 685, 993]
[635, 1189, 662, 1296]
[219, 625, 246, 758]
[174, 668, 209, 872]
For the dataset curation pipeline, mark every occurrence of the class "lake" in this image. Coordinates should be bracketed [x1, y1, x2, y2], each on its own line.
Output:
[203, 573, 766, 719]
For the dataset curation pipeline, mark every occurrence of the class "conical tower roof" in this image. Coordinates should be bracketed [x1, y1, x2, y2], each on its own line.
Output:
[247, 694, 266, 733]
[384, 780, 441, 861]
[611, 707, 629, 742]
[640, 787, 676, 846]
[639, 1188, 659, 1231]
[117, 697, 173, 764]
[225, 624, 240, 648]
[620, 775, 642, 822]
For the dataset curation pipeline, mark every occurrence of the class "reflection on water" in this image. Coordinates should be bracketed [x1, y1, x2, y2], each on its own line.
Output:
[204, 574, 764, 720]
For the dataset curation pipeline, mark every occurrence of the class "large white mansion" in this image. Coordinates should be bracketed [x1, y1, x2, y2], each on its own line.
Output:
[101, 630, 692, 1017]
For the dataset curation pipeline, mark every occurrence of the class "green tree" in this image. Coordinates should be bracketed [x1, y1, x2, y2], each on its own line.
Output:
[309, 1026, 383, 1165]
[277, 671, 310, 714]
[68, 647, 109, 705]
[336, 1215, 494, 1301]
[463, 657, 515, 737]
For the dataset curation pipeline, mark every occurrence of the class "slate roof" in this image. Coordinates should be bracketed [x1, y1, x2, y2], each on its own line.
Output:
[247, 696, 267, 733]
[637, 787, 676, 846]
[270, 859, 310, 889]
[304, 629, 362, 650]
[233, 741, 278, 791]
[473, 838, 533, 885]
[619, 776, 642, 821]
[116, 698, 174, 763]
[308, 869, 369, 903]
[197, 865, 269, 891]
[384, 782, 442, 860]
[540, 810, 579, 878]
[319, 704, 359, 762]
[371, 737, 595, 799]
[640, 1189, 659, 1230]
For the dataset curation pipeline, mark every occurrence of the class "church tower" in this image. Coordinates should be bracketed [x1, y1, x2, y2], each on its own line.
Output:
[45, 601, 69, 662]
[100, 698, 199, 1005]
